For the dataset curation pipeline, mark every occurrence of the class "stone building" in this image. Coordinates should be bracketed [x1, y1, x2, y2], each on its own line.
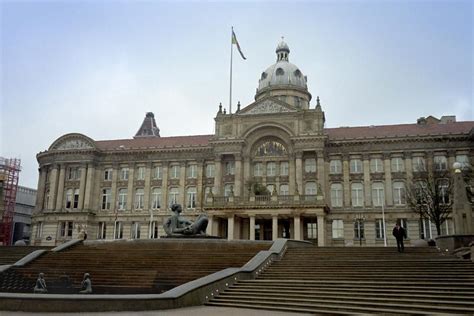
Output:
[31, 40, 473, 246]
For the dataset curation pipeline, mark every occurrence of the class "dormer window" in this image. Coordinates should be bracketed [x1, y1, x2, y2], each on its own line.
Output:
[294, 69, 302, 77]
[261, 72, 267, 80]
[276, 68, 284, 76]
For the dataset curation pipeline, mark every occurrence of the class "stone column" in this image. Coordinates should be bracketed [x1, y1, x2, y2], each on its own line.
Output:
[234, 155, 242, 197]
[35, 167, 46, 211]
[143, 162, 152, 211]
[363, 156, 371, 207]
[55, 165, 66, 210]
[295, 152, 303, 194]
[317, 216, 326, 246]
[294, 215, 301, 240]
[179, 162, 186, 207]
[48, 165, 59, 210]
[289, 154, 296, 195]
[196, 161, 204, 209]
[214, 155, 222, 195]
[404, 152, 413, 183]
[383, 154, 393, 206]
[83, 163, 96, 210]
[207, 215, 214, 235]
[162, 162, 169, 209]
[452, 169, 473, 234]
[342, 155, 350, 207]
[126, 164, 135, 211]
[249, 215, 256, 240]
[78, 164, 87, 210]
[227, 215, 234, 240]
[243, 157, 250, 198]
[317, 151, 326, 195]
[110, 164, 118, 212]
[272, 215, 278, 240]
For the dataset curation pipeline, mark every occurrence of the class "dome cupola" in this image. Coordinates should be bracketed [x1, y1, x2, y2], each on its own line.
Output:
[255, 38, 312, 109]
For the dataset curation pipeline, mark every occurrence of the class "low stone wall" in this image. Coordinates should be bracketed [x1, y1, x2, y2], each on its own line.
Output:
[0, 239, 309, 312]
[435, 235, 474, 252]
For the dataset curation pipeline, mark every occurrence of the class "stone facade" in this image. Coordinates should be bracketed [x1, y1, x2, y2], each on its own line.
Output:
[31, 40, 474, 246]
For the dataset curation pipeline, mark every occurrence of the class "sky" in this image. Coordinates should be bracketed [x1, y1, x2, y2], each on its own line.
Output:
[1, 0, 472, 189]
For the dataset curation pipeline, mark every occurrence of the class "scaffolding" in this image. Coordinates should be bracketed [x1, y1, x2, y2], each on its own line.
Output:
[0, 157, 21, 246]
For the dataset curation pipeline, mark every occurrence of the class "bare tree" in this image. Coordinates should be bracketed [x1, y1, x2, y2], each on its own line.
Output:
[406, 170, 453, 236]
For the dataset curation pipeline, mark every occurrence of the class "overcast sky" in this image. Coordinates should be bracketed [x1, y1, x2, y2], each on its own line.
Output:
[1, 0, 472, 189]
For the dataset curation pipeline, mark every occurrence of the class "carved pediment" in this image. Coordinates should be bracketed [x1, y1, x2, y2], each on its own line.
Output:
[49, 133, 96, 151]
[239, 99, 295, 115]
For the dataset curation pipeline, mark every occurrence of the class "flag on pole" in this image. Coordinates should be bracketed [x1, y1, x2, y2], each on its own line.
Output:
[232, 29, 246, 60]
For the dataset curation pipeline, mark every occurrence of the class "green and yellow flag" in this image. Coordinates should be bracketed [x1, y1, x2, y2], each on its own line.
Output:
[232, 30, 246, 60]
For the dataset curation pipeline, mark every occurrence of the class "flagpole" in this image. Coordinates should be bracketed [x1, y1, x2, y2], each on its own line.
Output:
[229, 26, 233, 114]
[382, 199, 387, 247]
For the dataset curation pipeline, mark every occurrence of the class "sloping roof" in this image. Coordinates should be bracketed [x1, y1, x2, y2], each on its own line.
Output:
[95, 135, 213, 151]
[325, 121, 474, 141]
[92, 122, 474, 151]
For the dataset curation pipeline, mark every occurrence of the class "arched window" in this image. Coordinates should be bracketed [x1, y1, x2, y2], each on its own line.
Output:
[151, 188, 161, 209]
[186, 187, 197, 209]
[351, 183, 364, 207]
[330, 183, 343, 207]
[276, 68, 284, 76]
[372, 182, 385, 206]
[393, 181, 406, 205]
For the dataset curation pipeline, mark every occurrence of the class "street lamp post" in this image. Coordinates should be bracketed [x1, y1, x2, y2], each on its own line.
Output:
[355, 213, 365, 246]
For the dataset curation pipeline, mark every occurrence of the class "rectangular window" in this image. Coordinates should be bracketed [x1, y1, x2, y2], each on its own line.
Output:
[168, 188, 179, 207]
[206, 164, 215, 178]
[305, 182, 317, 195]
[150, 221, 159, 239]
[280, 162, 289, 176]
[254, 163, 263, 176]
[187, 164, 197, 178]
[59, 221, 73, 238]
[455, 154, 470, 169]
[279, 184, 289, 196]
[135, 188, 144, 209]
[136, 167, 146, 180]
[332, 220, 344, 239]
[153, 165, 162, 179]
[391, 157, 405, 172]
[97, 222, 107, 240]
[371, 183, 385, 206]
[67, 167, 80, 180]
[101, 188, 111, 210]
[330, 183, 343, 207]
[434, 156, 447, 171]
[120, 167, 129, 180]
[393, 182, 406, 205]
[412, 157, 426, 172]
[419, 218, 432, 239]
[375, 219, 385, 239]
[266, 162, 276, 176]
[354, 221, 364, 239]
[350, 159, 363, 173]
[118, 188, 127, 210]
[307, 222, 317, 239]
[104, 168, 113, 181]
[330, 160, 342, 174]
[65, 189, 73, 209]
[114, 221, 123, 239]
[186, 187, 197, 208]
[131, 222, 141, 239]
[170, 165, 180, 179]
[370, 158, 384, 173]
[351, 183, 364, 207]
[304, 158, 316, 173]
[225, 161, 235, 175]
[224, 184, 234, 197]
[151, 188, 161, 209]
[36, 222, 43, 238]
[73, 189, 80, 209]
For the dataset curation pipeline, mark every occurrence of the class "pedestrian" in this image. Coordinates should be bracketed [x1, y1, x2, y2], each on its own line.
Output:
[392, 221, 407, 252]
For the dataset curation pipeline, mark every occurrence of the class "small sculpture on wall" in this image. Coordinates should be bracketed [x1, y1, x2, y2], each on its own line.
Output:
[34, 273, 47, 293]
[79, 273, 92, 294]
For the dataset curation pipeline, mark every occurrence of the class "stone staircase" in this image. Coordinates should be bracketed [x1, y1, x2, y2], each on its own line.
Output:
[0, 246, 52, 265]
[0, 240, 270, 294]
[207, 246, 474, 314]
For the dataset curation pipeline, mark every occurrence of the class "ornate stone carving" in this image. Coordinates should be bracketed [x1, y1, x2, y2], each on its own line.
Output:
[255, 140, 287, 157]
[241, 100, 294, 115]
[54, 139, 93, 151]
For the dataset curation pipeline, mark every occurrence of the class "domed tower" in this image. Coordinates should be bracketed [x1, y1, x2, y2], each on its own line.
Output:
[255, 38, 312, 109]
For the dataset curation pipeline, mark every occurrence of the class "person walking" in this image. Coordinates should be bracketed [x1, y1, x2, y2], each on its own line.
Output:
[392, 222, 407, 252]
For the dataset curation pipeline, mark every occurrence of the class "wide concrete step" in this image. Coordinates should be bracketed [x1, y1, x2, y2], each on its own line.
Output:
[218, 291, 474, 307]
[206, 297, 465, 315]
[227, 286, 474, 299]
